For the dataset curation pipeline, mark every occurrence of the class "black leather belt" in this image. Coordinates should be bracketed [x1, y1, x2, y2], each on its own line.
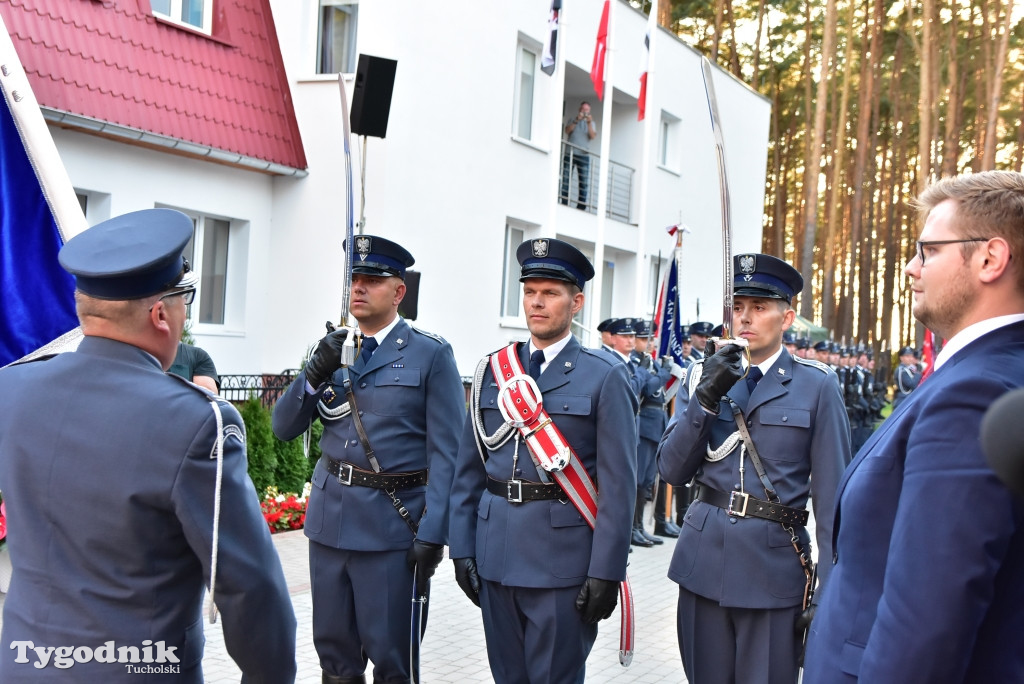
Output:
[694, 483, 809, 526]
[324, 457, 428, 490]
[487, 476, 567, 504]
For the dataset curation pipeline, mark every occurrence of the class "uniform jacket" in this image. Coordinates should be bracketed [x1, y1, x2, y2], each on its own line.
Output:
[658, 348, 850, 609]
[891, 363, 921, 408]
[630, 353, 673, 443]
[273, 318, 464, 549]
[803, 321, 1024, 683]
[449, 337, 638, 587]
[0, 337, 295, 683]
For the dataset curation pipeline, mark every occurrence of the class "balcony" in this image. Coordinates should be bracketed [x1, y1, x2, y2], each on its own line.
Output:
[558, 140, 634, 223]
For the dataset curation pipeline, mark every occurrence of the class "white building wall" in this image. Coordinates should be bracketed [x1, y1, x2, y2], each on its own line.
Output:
[47, 0, 770, 378]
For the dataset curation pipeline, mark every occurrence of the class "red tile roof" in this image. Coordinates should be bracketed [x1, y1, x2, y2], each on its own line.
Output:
[1, 0, 306, 173]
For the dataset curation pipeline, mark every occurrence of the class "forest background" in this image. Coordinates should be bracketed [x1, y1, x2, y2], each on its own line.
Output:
[643, 0, 1022, 352]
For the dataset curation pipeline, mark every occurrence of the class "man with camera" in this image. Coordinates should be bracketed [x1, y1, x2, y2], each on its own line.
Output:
[561, 101, 597, 210]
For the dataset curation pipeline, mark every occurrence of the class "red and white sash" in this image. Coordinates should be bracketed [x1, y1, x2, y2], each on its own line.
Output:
[490, 343, 635, 666]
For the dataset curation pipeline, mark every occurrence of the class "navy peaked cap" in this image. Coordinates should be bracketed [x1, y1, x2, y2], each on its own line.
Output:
[633, 319, 653, 337]
[606, 317, 638, 335]
[517, 238, 594, 290]
[899, 346, 917, 357]
[344, 234, 415, 279]
[733, 253, 803, 302]
[597, 318, 615, 333]
[783, 331, 797, 344]
[59, 208, 196, 300]
[689, 321, 714, 336]
[813, 340, 830, 352]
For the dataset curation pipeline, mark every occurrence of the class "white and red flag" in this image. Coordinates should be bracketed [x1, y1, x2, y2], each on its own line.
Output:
[590, 0, 610, 99]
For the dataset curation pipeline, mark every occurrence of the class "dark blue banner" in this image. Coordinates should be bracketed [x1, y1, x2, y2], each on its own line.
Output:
[0, 92, 77, 366]
[657, 256, 686, 367]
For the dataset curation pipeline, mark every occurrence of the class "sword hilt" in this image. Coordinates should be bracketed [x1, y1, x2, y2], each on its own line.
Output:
[325, 320, 363, 367]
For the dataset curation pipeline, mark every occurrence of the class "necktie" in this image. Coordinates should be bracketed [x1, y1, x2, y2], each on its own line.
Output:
[359, 337, 379, 365]
[746, 366, 763, 395]
[529, 349, 545, 381]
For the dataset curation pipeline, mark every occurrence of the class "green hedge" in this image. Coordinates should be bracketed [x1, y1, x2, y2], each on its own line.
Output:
[238, 396, 318, 495]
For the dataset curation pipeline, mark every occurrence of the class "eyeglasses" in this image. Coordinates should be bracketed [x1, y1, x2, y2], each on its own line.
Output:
[915, 238, 990, 265]
[149, 287, 196, 311]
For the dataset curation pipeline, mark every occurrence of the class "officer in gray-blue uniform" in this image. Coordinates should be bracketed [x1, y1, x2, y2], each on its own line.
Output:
[688, 321, 714, 361]
[658, 253, 850, 684]
[630, 318, 675, 544]
[272, 236, 464, 684]
[449, 238, 638, 684]
[0, 209, 296, 683]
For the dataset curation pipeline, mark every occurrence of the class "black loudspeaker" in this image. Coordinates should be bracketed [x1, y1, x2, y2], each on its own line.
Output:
[350, 54, 398, 138]
[398, 270, 420, 321]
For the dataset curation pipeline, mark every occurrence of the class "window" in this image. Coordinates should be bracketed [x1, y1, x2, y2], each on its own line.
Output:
[500, 224, 526, 317]
[151, 0, 212, 33]
[513, 40, 539, 141]
[318, 1, 359, 74]
[183, 214, 232, 325]
[659, 112, 680, 169]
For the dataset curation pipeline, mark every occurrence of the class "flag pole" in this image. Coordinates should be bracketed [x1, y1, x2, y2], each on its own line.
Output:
[633, 0, 659, 316]
[589, 0, 614, 336]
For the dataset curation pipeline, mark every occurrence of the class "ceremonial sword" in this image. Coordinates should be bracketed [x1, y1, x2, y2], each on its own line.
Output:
[700, 57, 749, 363]
[329, 75, 362, 365]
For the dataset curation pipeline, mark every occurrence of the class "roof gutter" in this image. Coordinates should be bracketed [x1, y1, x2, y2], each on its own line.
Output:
[41, 108, 309, 178]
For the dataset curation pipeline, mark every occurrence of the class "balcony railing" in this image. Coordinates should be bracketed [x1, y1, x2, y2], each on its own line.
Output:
[558, 141, 634, 223]
[219, 371, 299, 406]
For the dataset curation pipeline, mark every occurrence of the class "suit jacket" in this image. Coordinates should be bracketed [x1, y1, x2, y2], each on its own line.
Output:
[803, 321, 1024, 683]
[449, 337, 638, 587]
[273, 318, 464, 549]
[0, 337, 295, 683]
[658, 348, 850, 608]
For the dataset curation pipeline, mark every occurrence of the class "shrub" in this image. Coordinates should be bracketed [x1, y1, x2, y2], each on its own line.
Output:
[239, 396, 277, 494]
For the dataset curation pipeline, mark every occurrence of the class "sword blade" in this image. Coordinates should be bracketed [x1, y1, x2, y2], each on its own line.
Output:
[409, 564, 426, 684]
[337, 76, 356, 330]
[700, 57, 734, 341]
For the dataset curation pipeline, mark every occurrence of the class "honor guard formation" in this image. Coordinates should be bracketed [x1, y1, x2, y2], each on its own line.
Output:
[2, 173, 1024, 684]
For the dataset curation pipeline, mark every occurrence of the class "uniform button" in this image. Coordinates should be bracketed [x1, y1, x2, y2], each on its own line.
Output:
[782, 416, 789, 422]
[394, 376, 401, 381]
[747, 420, 753, 427]
[734, 484, 741, 490]
[360, 383, 367, 389]
[563, 404, 569, 410]
[833, 552, 838, 564]
[489, 399, 495, 405]
[358, 411, 364, 416]
[729, 517, 738, 524]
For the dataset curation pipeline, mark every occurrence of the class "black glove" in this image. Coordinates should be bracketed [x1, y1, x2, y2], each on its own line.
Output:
[574, 577, 618, 624]
[659, 355, 674, 371]
[452, 557, 481, 607]
[406, 540, 445, 597]
[639, 354, 652, 369]
[304, 327, 350, 388]
[693, 344, 745, 414]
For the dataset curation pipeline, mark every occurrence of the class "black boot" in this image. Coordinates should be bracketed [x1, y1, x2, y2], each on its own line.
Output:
[637, 487, 663, 544]
[653, 484, 680, 537]
[630, 497, 654, 547]
[323, 673, 366, 684]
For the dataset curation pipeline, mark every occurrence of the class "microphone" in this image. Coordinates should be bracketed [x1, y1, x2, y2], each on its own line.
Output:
[981, 387, 1024, 498]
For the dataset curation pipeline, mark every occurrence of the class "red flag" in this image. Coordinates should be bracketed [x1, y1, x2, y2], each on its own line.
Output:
[920, 329, 936, 381]
[638, 11, 654, 120]
[590, 0, 610, 100]
[665, 224, 679, 236]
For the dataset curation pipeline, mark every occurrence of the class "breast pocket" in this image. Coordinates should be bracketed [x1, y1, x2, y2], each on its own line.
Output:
[757, 406, 811, 461]
[374, 369, 421, 416]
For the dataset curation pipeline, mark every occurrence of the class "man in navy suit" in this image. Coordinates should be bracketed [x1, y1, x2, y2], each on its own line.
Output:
[273, 235, 464, 684]
[658, 253, 850, 684]
[449, 238, 638, 684]
[0, 209, 296, 683]
[803, 170, 1024, 683]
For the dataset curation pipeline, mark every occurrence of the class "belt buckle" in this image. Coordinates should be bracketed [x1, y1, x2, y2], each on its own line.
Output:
[507, 479, 523, 504]
[727, 490, 749, 517]
[337, 462, 354, 486]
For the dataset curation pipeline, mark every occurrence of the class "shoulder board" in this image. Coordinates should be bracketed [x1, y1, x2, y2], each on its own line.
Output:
[166, 371, 227, 404]
[793, 356, 833, 375]
[580, 347, 618, 367]
[411, 327, 447, 344]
